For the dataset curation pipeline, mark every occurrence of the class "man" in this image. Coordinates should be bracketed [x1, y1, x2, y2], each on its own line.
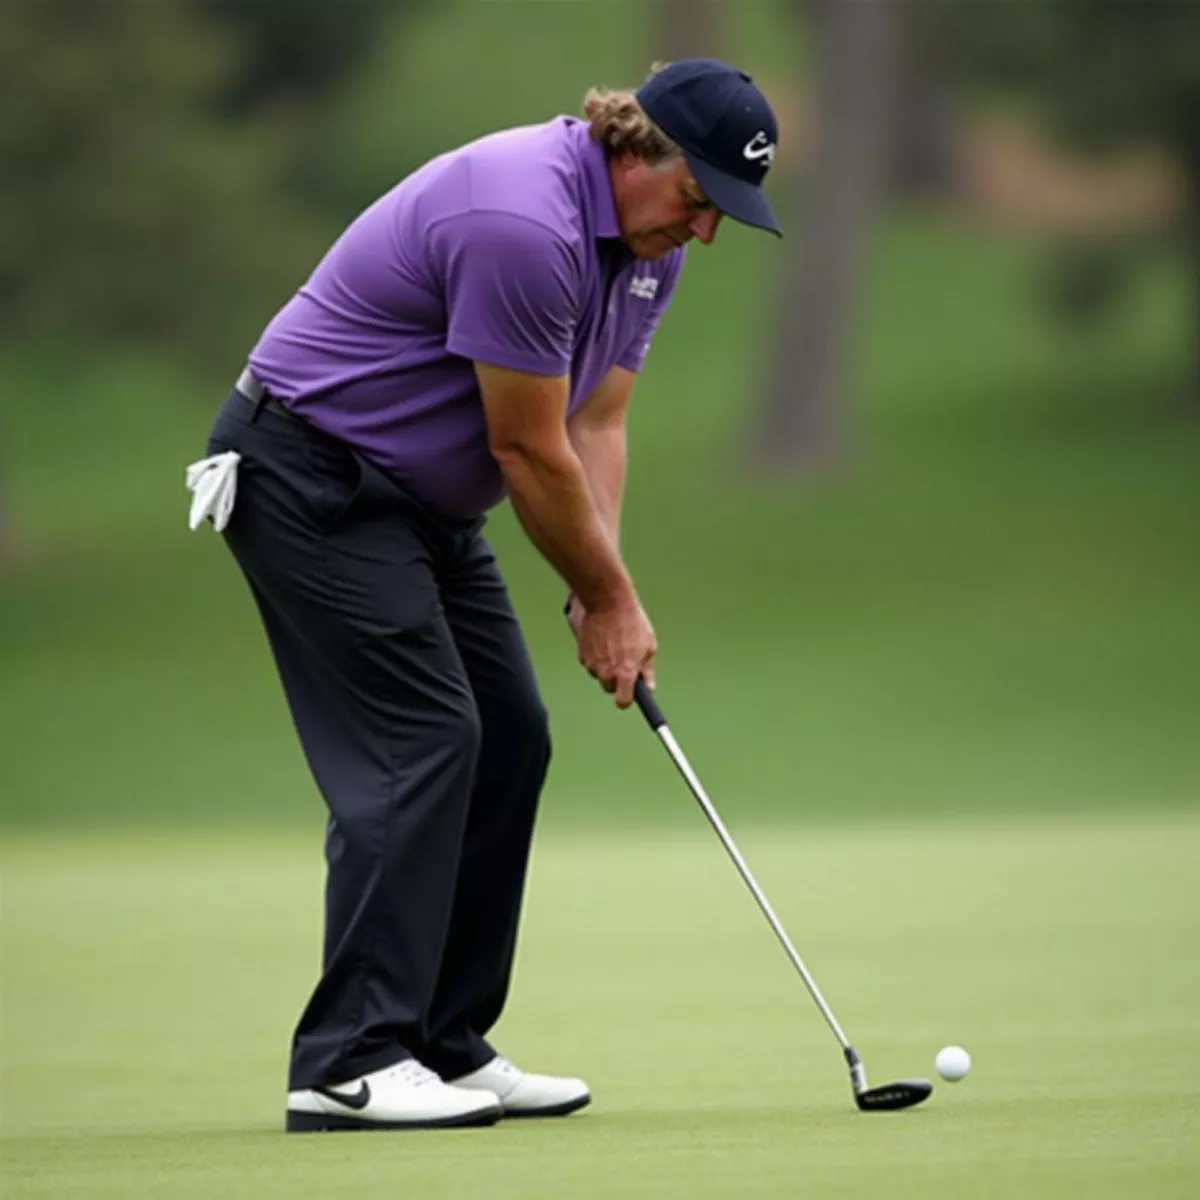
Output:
[193, 58, 781, 1133]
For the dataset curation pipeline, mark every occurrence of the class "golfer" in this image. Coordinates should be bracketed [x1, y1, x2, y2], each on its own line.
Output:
[195, 58, 781, 1132]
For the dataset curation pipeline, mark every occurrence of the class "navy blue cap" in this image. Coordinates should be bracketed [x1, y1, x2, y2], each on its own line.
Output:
[636, 59, 782, 237]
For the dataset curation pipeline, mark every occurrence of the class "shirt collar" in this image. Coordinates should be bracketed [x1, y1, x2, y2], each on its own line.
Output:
[578, 128, 621, 241]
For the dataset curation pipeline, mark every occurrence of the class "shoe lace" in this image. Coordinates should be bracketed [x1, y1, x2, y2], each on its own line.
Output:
[490, 1056, 520, 1079]
[387, 1059, 440, 1088]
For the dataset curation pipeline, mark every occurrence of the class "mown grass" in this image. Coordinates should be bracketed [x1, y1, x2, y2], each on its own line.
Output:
[3, 817, 1198, 1198]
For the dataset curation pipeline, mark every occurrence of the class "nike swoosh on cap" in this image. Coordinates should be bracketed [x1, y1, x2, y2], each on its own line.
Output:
[314, 1080, 371, 1110]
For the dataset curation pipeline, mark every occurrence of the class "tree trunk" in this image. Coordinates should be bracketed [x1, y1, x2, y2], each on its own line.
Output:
[886, 0, 961, 198]
[0, 479, 12, 572]
[1186, 166, 1200, 411]
[887, 66, 960, 197]
[655, 0, 729, 62]
[751, 0, 903, 467]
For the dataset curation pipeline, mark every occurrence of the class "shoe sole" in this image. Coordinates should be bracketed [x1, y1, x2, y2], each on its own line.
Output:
[502, 1092, 592, 1119]
[286, 1105, 502, 1133]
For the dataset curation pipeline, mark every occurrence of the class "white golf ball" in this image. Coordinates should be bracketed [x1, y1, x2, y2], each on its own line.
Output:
[935, 1044, 971, 1082]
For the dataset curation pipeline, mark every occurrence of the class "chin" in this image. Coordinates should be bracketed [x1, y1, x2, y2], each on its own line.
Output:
[628, 237, 676, 261]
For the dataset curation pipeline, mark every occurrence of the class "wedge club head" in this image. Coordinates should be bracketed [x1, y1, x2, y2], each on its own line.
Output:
[846, 1047, 933, 1112]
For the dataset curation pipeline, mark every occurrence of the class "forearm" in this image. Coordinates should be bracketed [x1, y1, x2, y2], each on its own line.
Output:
[568, 420, 626, 550]
[496, 442, 633, 612]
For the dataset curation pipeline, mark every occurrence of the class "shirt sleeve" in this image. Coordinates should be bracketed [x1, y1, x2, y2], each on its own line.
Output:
[617, 249, 686, 374]
[430, 210, 581, 377]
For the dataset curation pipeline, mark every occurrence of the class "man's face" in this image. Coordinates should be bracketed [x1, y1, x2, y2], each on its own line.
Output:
[612, 154, 723, 260]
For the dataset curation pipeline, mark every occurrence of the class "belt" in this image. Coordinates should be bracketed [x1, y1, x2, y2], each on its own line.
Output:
[235, 366, 297, 421]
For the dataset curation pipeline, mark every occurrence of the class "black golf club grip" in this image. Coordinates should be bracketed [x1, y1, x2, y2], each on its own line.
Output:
[634, 678, 667, 730]
[564, 596, 667, 729]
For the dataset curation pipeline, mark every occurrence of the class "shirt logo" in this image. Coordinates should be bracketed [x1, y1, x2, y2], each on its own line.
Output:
[743, 131, 776, 166]
[629, 276, 659, 301]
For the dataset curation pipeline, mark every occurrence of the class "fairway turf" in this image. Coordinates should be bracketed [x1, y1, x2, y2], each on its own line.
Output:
[4, 817, 1198, 1199]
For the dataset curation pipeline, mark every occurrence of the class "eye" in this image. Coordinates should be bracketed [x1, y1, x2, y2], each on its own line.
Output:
[686, 192, 716, 213]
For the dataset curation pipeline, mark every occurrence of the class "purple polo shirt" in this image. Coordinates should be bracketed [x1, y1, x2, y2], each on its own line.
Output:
[248, 117, 685, 517]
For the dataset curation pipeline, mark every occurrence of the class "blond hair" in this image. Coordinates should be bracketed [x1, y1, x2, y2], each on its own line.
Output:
[582, 63, 681, 165]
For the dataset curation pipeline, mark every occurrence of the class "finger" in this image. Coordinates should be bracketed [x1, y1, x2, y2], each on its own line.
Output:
[615, 671, 636, 709]
[642, 649, 657, 692]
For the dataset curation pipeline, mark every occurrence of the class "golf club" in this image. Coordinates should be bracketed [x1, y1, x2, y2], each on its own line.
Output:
[628, 675, 933, 1113]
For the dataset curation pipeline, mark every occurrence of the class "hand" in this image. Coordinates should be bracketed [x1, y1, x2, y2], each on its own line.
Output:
[576, 593, 657, 710]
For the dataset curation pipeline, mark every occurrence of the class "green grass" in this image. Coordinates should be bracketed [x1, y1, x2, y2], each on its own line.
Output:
[3, 817, 1199, 1198]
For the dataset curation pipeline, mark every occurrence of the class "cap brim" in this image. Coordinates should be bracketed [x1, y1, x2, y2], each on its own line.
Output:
[687, 154, 783, 237]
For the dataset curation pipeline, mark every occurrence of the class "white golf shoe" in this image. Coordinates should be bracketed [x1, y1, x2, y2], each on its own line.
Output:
[449, 1055, 591, 1117]
[286, 1058, 502, 1132]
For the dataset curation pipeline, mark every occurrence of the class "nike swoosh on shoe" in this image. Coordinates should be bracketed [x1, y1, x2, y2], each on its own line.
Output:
[314, 1081, 371, 1111]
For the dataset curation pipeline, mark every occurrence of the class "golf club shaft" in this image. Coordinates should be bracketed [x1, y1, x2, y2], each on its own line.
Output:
[634, 680, 853, 1052]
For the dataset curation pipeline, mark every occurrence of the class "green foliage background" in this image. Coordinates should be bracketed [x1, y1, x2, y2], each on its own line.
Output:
[2, 0, 1198, 834]
[4, 213, 1196, 832]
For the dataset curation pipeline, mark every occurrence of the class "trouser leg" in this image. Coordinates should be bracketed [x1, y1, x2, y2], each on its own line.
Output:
[419, 534, 552, 1079]
[207, 393, 482, 1090]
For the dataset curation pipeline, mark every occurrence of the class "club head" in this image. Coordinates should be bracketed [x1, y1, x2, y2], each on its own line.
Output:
[853, 1079, 934, 1112]
[843, 1047, 932, 1111]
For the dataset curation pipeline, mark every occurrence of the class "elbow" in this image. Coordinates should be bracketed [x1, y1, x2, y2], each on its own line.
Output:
[489, 432, 571, 479]
[488, 438, 535, 477]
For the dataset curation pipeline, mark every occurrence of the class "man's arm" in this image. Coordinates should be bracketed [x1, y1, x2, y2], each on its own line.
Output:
[475, 362, 632, 613]
[567, 364, 636, 550]
[476, 360, 656, 706]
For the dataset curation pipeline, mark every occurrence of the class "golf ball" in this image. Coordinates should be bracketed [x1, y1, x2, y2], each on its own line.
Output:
[935, 1045, 971, 1082]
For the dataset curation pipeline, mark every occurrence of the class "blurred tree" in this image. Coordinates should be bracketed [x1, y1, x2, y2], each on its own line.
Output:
[752, 0, 902, 465]
[0, 482, 11, 571]
[196, 0, 412, 113]
[927, 0, 1200, 402]
[198, 0, 431, 222]
[887, 65, 958, 197]
[656, 0, 729, 62]
[0, 0, 325, 368]
[887, 0, 961, 198]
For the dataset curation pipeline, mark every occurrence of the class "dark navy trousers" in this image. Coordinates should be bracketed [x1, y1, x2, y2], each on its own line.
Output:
[207, 389, 551, 1091]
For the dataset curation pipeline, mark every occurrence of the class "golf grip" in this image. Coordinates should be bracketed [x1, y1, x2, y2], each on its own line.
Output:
[633, 678, 666, 729]
[563, 596, 666, 728]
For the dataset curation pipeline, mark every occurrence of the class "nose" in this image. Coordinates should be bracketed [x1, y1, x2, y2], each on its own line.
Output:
[689, 209, 722, 245]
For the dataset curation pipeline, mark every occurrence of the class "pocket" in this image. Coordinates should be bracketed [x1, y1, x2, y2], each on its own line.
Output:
[313, 447, 365, 536]
[206, 391, 252, 455]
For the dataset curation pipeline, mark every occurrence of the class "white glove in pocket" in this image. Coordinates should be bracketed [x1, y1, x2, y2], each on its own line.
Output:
[185, 451, 242, 532]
